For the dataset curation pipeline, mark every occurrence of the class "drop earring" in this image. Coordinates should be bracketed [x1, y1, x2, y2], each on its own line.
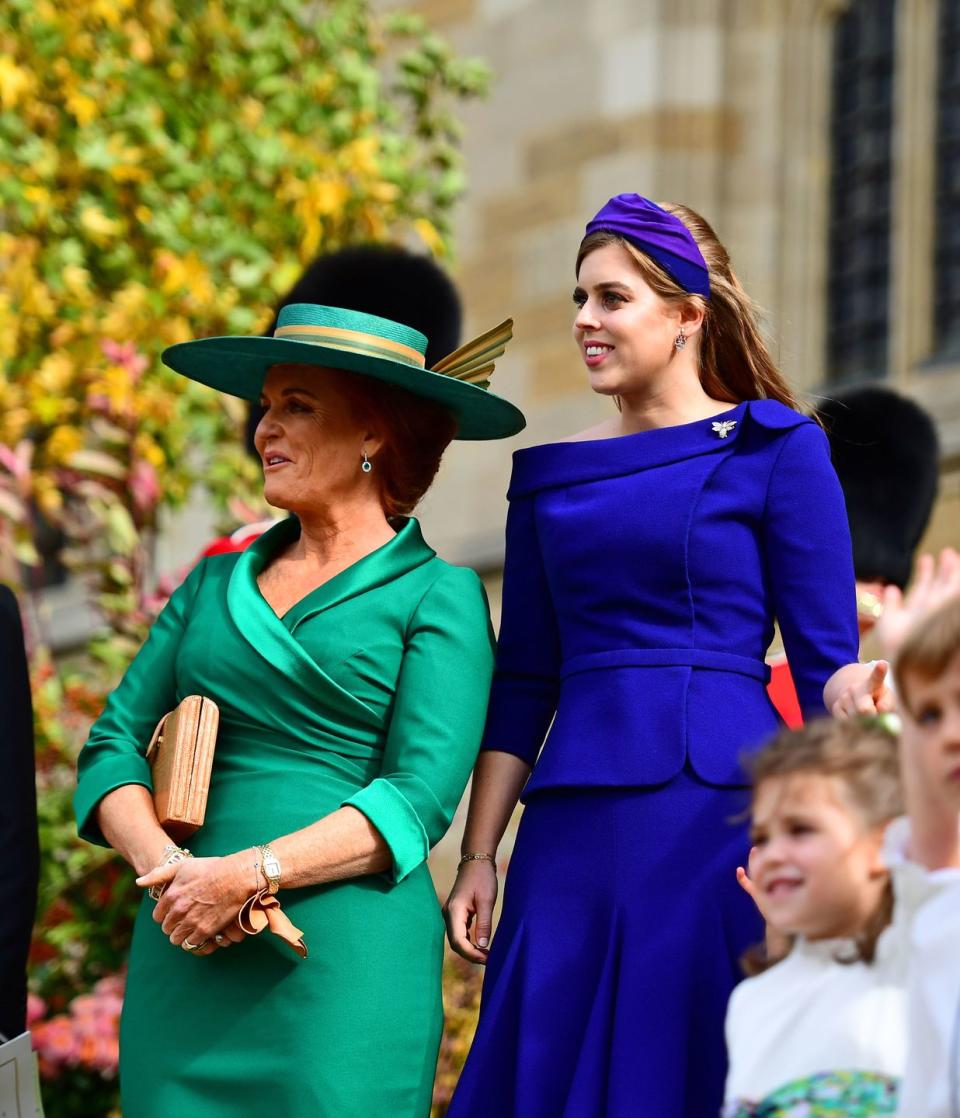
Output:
[674, 328, 687, 352]
[361, 450, 372, 474]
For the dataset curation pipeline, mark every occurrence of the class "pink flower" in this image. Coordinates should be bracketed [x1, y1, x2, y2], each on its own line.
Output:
[31, 971, 126, 1079]
[92, 973, 126, 998]
[69, 994, 99, 1021]
[90, 1033, 120, 1075]
[0, 440, 33, 485]
[33, 1015, 79, 1065]
[129, 459, 160, 513]
[100, 340, 149, 379]
[27, 993, 47, 1026]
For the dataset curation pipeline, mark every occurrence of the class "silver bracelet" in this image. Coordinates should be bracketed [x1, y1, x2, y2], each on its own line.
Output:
[458, 852, 497, 871]
[148, 844, 192, 901]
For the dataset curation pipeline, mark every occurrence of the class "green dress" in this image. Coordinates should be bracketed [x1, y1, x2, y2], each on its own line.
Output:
[74, 517, 494, 1117]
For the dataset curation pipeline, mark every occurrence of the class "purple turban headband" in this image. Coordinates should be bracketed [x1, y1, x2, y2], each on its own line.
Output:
[584, 193, 710, 299]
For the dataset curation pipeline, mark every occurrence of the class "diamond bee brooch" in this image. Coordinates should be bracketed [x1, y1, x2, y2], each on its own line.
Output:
[711, 420, 737, 439]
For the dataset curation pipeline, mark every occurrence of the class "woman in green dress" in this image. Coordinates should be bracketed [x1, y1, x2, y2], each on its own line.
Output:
[74, 303, 524, 1117]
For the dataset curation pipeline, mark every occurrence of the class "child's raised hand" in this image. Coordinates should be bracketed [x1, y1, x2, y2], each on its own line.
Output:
[736, 862, 759, 907]
[736, 856, 791, 960]
[875, 549, 960, 658]
[826, 660, 896, 719]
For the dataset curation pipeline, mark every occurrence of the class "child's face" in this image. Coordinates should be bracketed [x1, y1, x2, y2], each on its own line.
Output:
[900, 652, 960, 812]
[749, 772, 888, 941]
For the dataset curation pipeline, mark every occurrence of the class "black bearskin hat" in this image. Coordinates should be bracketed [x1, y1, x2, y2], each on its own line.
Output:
[817, 387, 939, 589]
[245, 244, 462, 454]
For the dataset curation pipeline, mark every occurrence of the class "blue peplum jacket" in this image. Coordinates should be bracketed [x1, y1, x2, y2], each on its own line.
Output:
[480, 399, 861, 793]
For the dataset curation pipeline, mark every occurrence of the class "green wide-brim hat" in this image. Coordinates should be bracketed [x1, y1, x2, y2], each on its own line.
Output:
[161, 303, 526, 441]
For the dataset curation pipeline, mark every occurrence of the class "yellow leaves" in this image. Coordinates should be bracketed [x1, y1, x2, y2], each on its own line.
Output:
[46, 426, 85, 464]
[343, 136, 381, 177]
[99, 282, 149, 339]
[124, 20, 154, 63]
[313, 73, 335, 99]
[91, 0, 132, 28]
[63, 264, 92, 301]
[162, 316, 194, 346]
[295, 178, 351, 258]
[36, 353, 76, 395]
[49, 322, 77, 348]
[414, 217, 445, 257]
[32, 475, 63, 517]
[110, 164, 149, 184]
[80, 206, 123, 243]
[155, 251, 216, 306]
[30, 391, 76, 426]
[106, 137, 148, 183]
[0, 378, 30, 446]
[0, 56, 35, 111]
[133, 432, 165, 469]
[130, 36, 154, 63]
[66, 91, 99, 126]
[368, 181, 399, 203]
[21, 281, 56, 321]
[24, 185, 54, 222]
[87, 364, 134, 415]
[311, 178, 351, 217]
[1, 410, 31, 446]
[268, 257, 303, 298]
[240, 98, 264, 129]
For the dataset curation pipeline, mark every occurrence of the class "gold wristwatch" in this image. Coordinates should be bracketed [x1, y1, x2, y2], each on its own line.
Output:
[257, 844, 281, 894]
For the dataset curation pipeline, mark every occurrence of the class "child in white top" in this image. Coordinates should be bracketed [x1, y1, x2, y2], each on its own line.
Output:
[723, 718, 912, 1116]
[891, 596, 960, 1118]
[724, 595, 960, 1117]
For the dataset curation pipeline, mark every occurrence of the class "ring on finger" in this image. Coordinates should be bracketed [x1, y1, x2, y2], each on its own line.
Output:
[182, 938, 208, 952]
[214, 934, 225, 946]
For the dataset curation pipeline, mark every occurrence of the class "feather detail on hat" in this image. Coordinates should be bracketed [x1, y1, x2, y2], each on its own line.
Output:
[431, 319, 514, 388]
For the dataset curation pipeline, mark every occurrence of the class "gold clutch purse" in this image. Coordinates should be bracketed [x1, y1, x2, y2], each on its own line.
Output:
[145, 695, 220, 842]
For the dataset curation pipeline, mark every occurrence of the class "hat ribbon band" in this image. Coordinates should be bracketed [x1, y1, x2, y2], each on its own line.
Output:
[272, 323, 425, 369]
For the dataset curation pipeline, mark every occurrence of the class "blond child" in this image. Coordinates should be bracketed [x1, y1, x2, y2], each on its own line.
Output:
[723, 719, 909, 1116]
[891, 595, 960, 1118]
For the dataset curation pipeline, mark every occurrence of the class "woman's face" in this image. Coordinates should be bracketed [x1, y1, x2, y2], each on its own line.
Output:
[748, 773, 888, 941]
[254, 364, 376, 514]
[573, 242, 683, 398]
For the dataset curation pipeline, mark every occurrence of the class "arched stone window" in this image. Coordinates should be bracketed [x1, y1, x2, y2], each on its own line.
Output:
[826, 0, 897, 382]
[934, 0, 960, 357]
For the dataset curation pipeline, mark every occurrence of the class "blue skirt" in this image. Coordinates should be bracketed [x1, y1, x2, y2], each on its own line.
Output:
[448, 771, 763, 1118]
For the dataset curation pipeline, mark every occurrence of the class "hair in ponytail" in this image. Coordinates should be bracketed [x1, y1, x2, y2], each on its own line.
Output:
[576, 203, 804, 413]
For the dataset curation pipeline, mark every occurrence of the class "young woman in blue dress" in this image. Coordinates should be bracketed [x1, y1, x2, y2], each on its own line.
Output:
[444, 194, 894, 1118]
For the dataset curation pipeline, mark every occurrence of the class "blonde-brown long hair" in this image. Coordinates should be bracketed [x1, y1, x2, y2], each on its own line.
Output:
[577, 202, 804, 413]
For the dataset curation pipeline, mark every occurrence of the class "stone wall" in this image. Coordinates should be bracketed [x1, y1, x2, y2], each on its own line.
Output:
[386, 0, 960, 567]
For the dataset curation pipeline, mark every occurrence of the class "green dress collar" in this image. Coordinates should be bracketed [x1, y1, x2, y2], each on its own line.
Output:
[225, 516, 436, 725]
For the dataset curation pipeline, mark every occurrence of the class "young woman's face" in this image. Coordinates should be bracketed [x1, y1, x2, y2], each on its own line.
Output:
[572, 242, 682, 397]
[749, 772, 888, 941]
[901, 652, 960, 813]
[254, 364, 375, 513]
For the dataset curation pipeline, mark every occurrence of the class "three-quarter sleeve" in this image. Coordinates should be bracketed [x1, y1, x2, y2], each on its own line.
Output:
[763, 422, 860, 714]
[479, 494, 561, 764]
[74, 561, 206, 847]
[341, 566, 495, 882]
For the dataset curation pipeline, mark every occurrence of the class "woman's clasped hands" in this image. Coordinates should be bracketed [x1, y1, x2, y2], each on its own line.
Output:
[136, 850, 255, 957]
